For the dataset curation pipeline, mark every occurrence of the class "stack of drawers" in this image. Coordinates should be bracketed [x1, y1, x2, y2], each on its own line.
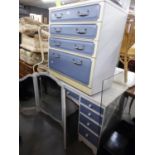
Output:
[66, 88, 104, 153]
[48, 0, 129, 95]
[79, 97, 104, 153]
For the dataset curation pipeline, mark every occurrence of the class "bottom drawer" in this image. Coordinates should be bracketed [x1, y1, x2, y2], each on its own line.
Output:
[49, 49, 92, 85]
[79, 124, 99, 146]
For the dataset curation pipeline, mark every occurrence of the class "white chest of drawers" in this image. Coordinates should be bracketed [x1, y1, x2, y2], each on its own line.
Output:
[48, 0, 130, 95]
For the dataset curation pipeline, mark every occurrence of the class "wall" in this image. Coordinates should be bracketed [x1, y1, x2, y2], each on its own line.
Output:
[19, 3, 49, 22]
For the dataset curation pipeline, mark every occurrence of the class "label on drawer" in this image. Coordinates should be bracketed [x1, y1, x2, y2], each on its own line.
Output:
[49, 49, 92, 85]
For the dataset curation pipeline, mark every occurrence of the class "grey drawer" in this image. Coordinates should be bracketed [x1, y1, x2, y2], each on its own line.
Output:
[80, 114, 101, 135]
[79, 124, 99, 146]
[50, 24, 97, 39]
[66, 90, 79, 100]
[50, 38, 94, 55]
[80, 105, 103, 125]
[81, 98, 104, 114]
[50, 4, 100, 22]
[49, 49, 92, 85]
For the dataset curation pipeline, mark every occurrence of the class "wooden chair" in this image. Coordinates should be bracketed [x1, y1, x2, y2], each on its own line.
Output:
[120, 14, 135, 83]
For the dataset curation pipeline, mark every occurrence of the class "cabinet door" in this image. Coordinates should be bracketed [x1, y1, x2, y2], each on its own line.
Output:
[49, 49, 92, 85]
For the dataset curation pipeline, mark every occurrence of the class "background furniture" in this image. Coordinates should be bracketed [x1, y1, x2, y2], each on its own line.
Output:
[97, 120, 135, 155]
[19, 60, 34, 78]
[48, 0, 130, 95]
[120, 13, 135, 83]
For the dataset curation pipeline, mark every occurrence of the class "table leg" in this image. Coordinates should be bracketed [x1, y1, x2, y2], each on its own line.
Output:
[61, 86, 66, 149]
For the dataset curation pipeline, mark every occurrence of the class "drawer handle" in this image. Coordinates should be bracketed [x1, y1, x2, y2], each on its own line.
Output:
[66, 91, 70, 95]
[88, 112, 91, 117]
[88, 104, 92, 108]
[76, 28, 87, 34]
[74, 44, 85, 51]
[54, 41, 61, 47]
[72, 59, 82, 65]
[86, 122, 90, 126]
[54, 28, 61, 33]
[77, 10, 89, 17]
[52, 53, 60, 58]
[54, 13, 63, 18]
[85, 133, 89, 137]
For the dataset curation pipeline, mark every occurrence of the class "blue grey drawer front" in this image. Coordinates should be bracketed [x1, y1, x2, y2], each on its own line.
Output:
[66, 90, 79, 100]
[80, 114, 101, 135]
[50, 4, 100, 22]
[79, 124, 99, 146]
[49, 49, 91, 85]
[50, 24, 97, 39]
[80, 105, 103, 125]
[50, 38, 95, 55]
[81, 98, 104, 114]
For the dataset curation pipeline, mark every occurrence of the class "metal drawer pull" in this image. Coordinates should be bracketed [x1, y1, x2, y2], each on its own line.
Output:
[88, 112, 91, 116]
[54, 28, 61, 32]
[88, 104, 92, 108]
[86, 122, 90, 126]
[54, 41, 61, 47]
[74, 44, 85, 50]
[77, 10, 89, 17]
[66, 91, 70, 95]
[54, 13, 63, 18]
[85, 133, 89, 137]
[72, 59, 82, 65]
[76, 28, 87, 34]
[52, 53, 60, 58]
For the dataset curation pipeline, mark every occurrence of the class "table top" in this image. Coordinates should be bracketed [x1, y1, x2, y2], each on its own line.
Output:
[62, 68, 135, 107]
[38, 67, 135, 108]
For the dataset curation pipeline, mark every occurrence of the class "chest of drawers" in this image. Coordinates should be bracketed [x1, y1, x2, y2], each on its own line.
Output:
[48, 0, 130, 95]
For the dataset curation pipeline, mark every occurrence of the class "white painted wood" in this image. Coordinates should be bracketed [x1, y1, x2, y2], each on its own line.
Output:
[48, 0, 131, 95]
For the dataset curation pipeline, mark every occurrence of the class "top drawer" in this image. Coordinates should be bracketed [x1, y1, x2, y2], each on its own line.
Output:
[50, 4, 100, 22]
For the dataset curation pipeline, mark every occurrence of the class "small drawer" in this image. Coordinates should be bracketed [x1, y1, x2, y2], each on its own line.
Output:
[81, 98, 104, 115]
[50, 4, 100, 22]
[79, 114, 101, 135]
[66, 90, 79, 100]
[49, 49, 92, 85]
[79, 124, 99, 146]
[50, 24, 97, 39]
[50, 38, 95, 55]
[80, 105, 103, 125]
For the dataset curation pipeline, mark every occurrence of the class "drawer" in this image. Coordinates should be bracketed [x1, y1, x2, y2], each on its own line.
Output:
[50, 24, 97, 39]
[66, 90, 79, 100]
[81, 98, 104, 114]
[79, 124, 99, 146]
[49, 49, 92, 85]
[50, 38, 94, 55]
[80, 105, 103, 125]
[79, 114, 101, 135]
[50, 4, 100, 22]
